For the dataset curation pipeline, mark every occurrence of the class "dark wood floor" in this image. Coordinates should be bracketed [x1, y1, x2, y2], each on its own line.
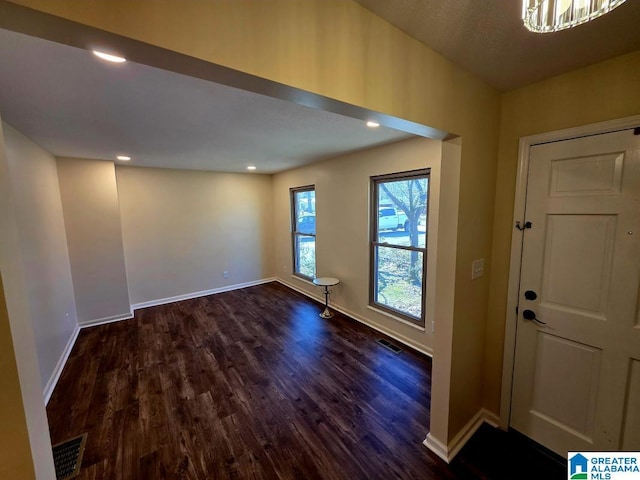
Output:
[47, 282, 565, 479]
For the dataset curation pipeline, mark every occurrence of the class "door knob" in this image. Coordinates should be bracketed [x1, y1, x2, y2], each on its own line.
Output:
[524, 290, 537, 300]
[523, 309, 546, 325]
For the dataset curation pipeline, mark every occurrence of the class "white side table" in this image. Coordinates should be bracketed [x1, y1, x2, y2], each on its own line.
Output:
[312, 277, 340, 319]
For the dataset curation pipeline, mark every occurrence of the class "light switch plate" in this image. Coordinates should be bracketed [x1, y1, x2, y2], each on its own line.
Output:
[472, 258, 484, 280]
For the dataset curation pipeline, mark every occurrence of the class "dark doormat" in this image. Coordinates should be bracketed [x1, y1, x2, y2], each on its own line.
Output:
[52, 433, 87, 480]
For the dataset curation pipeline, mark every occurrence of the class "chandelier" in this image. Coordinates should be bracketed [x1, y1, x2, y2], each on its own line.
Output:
[522, 0, 628, 33]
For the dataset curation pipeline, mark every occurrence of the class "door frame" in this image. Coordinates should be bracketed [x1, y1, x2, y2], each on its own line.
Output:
[499, 114, 640, 430]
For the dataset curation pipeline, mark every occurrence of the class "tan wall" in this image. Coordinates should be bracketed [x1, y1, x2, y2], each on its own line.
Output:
[57, 157, 131, 323]
[116, 166, 274, 305]
[3, 123, 78, 393]
[0, 274, 35, 480]
[485, 50, 640, 414]
[7, 0, 501, 445]
[273, 137, 447, 353]
[0, 118, 56, 479]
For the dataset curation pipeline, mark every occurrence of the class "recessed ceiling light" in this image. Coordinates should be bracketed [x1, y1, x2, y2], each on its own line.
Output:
[247, 165, 257, 171]
[116, 155, 131, 161]
[366, 121, 380, 128]
[93, 50, 126, 63]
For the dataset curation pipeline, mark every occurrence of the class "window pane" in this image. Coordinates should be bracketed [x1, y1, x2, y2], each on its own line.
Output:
[295, 234, 316, 278]
[292, 186, 316, 279]
[295, 190, 316, 234]
[374, 245, 423, 319]
[296, 213, 316, 235]
[377, 177, 428, 248]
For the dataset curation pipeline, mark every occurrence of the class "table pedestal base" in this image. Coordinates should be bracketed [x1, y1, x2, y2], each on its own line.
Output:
[320, 285, 334, 319]
[319, 306, 334, 319]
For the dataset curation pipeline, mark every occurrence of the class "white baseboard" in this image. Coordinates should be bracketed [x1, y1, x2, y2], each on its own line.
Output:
[44, 324, 80, 405]
[131, 277, 277, 310]
[424, 433, 450, 463]
[78, 311, 134, 328]
[277, 278, 433, 358]
[483, 409, 500, 428]
[423, 408, 499, 463]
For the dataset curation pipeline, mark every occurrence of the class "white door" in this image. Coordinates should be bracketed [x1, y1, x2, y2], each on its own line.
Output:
[511, 129, 640, 456]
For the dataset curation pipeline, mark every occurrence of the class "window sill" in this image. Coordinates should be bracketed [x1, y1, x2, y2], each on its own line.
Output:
[366, 305, 426, 332]
[290, 274, 316, 286]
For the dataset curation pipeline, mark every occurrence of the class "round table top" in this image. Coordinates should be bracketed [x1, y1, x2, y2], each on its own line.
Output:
[313, 277, 340, 287]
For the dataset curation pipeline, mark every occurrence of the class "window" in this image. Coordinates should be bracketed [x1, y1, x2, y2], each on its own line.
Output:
[291, 186, 316, 279]
[370, 169, 429, 326]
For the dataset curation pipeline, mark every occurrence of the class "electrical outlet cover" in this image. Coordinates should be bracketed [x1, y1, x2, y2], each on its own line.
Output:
[471, 259, 484, 280]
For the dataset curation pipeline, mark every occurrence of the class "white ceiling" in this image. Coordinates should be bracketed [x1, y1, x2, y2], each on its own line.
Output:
[0, 28, 412, 173]
[354, 0, 640, 91]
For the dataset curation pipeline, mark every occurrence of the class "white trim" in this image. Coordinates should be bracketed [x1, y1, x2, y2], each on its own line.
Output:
[423, 433, 449, 463]
[484, 409, 500, 426]
[445, 409, 497, 460]
[78, 311, 134, 328]
[423, 408, 499, 463]
[499, 114, 640, 430]
[518, 115, 640, 147]
[131, 277, 277, 310]
[290, 274, 315, 286]
[81, 278, 278, 324]
[277, 278, 433, 358]
[44, 324, 80, 405]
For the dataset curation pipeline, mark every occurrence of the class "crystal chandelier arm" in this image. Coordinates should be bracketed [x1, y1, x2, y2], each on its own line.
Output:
[522, 0, 628, 33]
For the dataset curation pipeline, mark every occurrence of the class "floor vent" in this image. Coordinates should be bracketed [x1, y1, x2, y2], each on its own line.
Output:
[377, 338, 402, 353]
[52, 433, 87, 480]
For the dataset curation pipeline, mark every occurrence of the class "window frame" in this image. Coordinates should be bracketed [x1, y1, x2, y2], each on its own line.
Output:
[369, 169, 429, 326]
[290, 185, 316, 280]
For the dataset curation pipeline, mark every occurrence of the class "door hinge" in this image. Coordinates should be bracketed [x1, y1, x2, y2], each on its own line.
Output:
[515, 221, 532, 231]
[515, 305, 519, 315]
